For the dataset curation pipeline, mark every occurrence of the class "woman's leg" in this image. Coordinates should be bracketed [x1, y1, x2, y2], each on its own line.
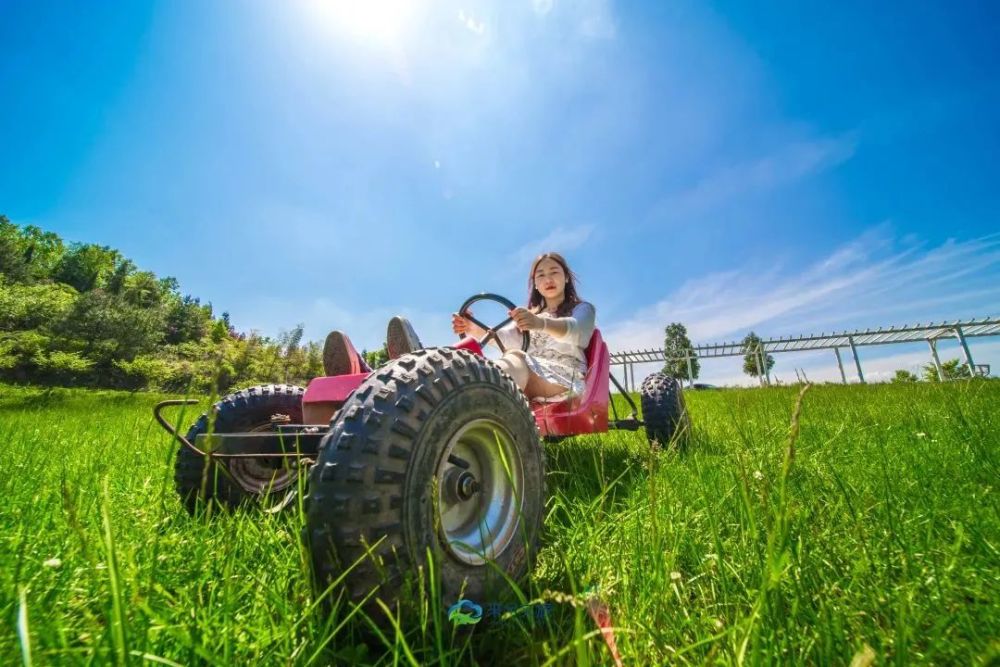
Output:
[495, 351, 570, 400]
[494, 351, 529, 389]
[323, 330, 369, 375]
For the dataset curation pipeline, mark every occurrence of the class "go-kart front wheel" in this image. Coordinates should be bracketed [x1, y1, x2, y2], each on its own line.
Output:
[305, 347, 545, 620]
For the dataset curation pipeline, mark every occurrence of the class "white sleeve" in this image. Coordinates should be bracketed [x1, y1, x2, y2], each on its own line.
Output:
[558, 302, 596, 347]
[491, 321, 524, 351]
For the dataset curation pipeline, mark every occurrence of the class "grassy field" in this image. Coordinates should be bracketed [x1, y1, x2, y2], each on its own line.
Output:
[1, 380, 998, 665]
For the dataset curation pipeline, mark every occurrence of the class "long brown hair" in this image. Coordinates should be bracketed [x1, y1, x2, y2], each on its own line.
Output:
[527, 252, 584, 317]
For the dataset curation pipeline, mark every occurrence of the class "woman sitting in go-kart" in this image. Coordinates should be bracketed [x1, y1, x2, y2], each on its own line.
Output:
[321, 251, 596, 402]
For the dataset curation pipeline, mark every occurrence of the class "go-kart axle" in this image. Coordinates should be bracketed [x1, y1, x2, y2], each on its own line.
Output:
[154, 400, 326, 459]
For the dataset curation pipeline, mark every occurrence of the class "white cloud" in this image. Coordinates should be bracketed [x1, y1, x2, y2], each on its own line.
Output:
[603, 229, 1000, 385]
[532, 0, 554, 16]
[652, 134, 857, 219]
[507, 223, 597, 266]
[458, 10, 486, 35]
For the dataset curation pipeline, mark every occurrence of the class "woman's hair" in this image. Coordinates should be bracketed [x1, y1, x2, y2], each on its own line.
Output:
[527, 252, 584, 317]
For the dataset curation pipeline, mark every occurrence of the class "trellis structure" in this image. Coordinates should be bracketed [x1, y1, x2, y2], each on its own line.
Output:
[610, 316, 1000, 391]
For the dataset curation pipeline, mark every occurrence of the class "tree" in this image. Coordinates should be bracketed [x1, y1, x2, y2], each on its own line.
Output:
[922, 358, 972, 382]
[362, 344, 389, 370]
[165, 295, 212, 344]
[891, 369, 918, 383]
[0, 280, 77, 331]
[0, 215, 366, 391]
[661, 322, 699, 380]
[20, 225, 66, 281]
[279, 324, 305, 382]
[0, 215, 33, 282]
[742, 331, 774, 380]
[122, 271, 167, 308]
[53, 243, 120, 292]
[60, 290, 165, 366]
[106, 258, 135, 295]
[0, 217, 66, 283]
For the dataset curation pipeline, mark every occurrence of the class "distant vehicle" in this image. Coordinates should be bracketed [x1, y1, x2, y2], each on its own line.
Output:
[691, 383, 719, 390]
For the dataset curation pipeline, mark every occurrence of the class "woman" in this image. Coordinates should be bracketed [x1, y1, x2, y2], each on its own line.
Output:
[452, 252, 596, 401]
[322, 252, 595, 401]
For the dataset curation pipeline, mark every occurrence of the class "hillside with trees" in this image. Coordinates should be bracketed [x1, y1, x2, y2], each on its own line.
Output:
[0, 215, 327, 392]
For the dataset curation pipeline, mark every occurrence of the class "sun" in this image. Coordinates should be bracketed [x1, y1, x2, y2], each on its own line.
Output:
[304, 0, 422, 49]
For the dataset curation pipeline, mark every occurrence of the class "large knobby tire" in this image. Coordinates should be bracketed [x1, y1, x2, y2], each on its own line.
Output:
[640, 372, 690, 449]
[174, 384, 305, 514]
[306, 347, 546, 621]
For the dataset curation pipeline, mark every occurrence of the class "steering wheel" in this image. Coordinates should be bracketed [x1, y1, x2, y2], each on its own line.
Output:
[457, 293, 530, 354]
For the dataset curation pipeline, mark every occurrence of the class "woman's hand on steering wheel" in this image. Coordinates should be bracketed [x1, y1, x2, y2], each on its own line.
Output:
[509, 307, 544, 332]
[456, 293, 530, 353]
[451, 311, 482, 337]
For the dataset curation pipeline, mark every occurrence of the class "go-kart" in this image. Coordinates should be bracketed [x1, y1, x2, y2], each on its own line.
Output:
[154, 293, 689, 616]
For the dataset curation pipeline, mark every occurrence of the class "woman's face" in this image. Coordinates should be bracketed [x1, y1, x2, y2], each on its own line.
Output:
[533, 257, 567, 302]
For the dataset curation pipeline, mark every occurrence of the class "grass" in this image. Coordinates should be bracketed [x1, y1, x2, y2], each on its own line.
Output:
[1, 380, 998, 665]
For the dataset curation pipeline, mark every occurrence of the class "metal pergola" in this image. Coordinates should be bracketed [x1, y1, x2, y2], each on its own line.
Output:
[610, 316, 1000, 391]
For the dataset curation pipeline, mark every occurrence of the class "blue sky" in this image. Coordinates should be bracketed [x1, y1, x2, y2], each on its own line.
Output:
[2, 0, 999, 384]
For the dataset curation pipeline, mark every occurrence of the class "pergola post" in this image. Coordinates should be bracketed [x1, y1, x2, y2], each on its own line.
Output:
[848, 336, 865, 384]
[927, 339, 944, 381]
[753, 345, 763, 386]
[954, 326, 977, 377]
[629, 362, 636, 392]
[685, 352, 694, 389]
[759, 344, 771, 386]
[833, 347, 847, 384]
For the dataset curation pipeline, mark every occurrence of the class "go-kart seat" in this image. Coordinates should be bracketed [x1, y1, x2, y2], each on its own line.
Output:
[531, 329, 610, 437]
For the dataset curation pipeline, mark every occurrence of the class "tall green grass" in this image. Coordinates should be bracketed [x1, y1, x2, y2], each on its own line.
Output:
[1, 381, 998, 664]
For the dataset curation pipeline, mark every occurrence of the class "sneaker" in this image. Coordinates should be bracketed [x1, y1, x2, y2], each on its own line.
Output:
[386, 316, 423, 360]
[323, 330, 364, 376]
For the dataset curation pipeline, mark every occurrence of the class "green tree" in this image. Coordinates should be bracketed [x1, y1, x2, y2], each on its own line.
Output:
[362, 344, 389, 370]
[0, 215, 30, 281]
[661, 322, 699, 380]
[60, 290, 165, 366]
[165, 295, 212, 344]
[106, 258, 136, 295]
[123, 271, 167, 308]
[35, 351, 94, 384]
[0, 280, 78, 331]
[891, 369, 919, 383]
[53, 243, 120, 292]
[0, 215, 356, 390]
[21, 225, 67, 281]
[742, 331, 774, 380]
[922, 358, 972, 382]
[0, 330, 50, 381]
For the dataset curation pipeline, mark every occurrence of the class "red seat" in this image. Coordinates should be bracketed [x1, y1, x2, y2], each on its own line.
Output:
[532, 329, 610, 437]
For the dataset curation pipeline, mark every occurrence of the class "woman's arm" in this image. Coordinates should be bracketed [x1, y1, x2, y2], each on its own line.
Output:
[543, 302, 596, 346]
[454, 312, 523, 350]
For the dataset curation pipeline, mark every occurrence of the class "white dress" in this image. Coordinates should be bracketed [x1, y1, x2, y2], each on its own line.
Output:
[491, 302, 597, 399]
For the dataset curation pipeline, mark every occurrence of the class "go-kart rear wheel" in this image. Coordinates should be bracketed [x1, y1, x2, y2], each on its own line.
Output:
[305, 347, 545, 621]
[174, 384, 305, 514]
[640, 372, 690, 449]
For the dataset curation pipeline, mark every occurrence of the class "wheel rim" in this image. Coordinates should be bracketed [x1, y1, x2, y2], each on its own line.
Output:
[437, 418, 524, 566]
[227, 423, 298, 496]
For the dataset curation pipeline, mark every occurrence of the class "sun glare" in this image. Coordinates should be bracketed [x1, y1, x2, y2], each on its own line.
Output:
[305, 0, 422, 49]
